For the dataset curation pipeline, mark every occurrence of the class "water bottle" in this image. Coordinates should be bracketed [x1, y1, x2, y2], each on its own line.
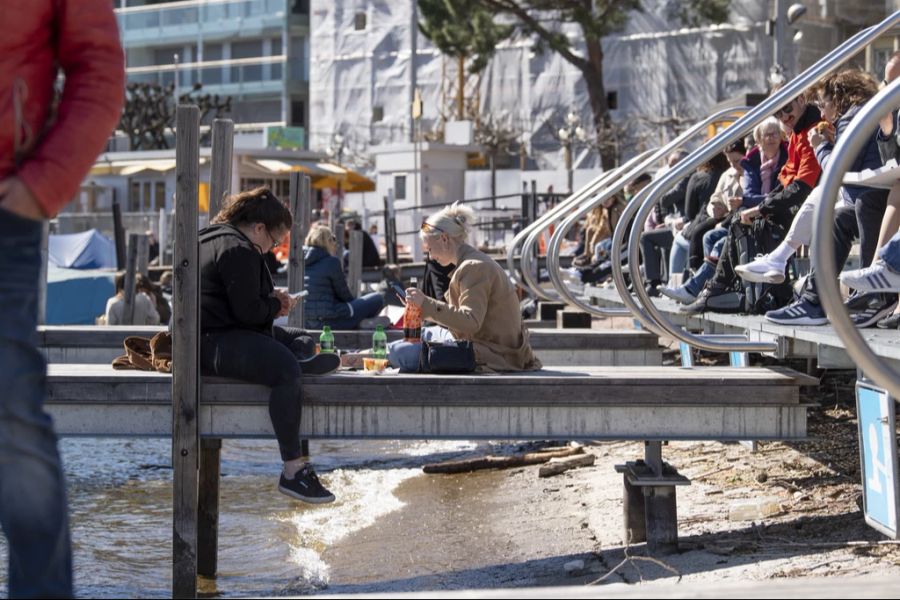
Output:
[372, 325, 388, 358]
[319, 326, 335, 353]
[403, 277, 422, 342]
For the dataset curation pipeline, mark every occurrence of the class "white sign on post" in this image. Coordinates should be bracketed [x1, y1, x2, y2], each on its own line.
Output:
[857, 380, 900, 538]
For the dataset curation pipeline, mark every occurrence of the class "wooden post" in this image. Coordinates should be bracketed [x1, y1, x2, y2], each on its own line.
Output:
[288, 173, 310, 329]
[347, 230, 363, 296]
[172, 104, 201, 599]
[159, 208, 169, 267]
[112, 198, 126, 270]
[123, 233, 139, 325]
[333, 220, 345, 265]
[136, 233, 150, 277]
[197, 438, 222, 578]
[384, 191, 397, 264]
[38, 221, 49, 325]
[209, 119, 234, 220]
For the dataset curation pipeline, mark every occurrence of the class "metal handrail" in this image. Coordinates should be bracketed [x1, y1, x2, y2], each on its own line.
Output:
[546, 110, 748, 323]
[617, 13, 900, 353]
[505, 167, 628, 297]
[813, 78, 900, 397]
[519, 160, 640, 300]
[518, 155, 650, 304]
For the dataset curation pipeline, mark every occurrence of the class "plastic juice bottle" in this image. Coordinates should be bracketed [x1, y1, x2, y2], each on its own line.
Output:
[319, 326, 335, 353]
[372, 324, 388, 358]
[403, 277, 422, 343]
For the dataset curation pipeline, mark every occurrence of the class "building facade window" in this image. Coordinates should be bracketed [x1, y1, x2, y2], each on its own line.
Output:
[354, 12, 366, 31]
[394, 175, 406, 200]
[128, 178, 167, 213]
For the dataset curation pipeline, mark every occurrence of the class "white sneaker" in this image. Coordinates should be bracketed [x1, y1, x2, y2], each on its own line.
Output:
[659, 286, 697, 304]
[840, 261, 900, 293]
[735, 254, 786, 284]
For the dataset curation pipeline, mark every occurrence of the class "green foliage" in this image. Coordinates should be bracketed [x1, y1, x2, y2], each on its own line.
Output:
[417, 0, 514, 73]
[667, 0, 731, 28]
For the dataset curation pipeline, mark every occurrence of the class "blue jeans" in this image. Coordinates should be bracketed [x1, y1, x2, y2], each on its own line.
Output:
[318, 293, 385, 330]
[703, 227, 728, 257]
[879, 231, 900, 272]
[0, 208, 73, 599]
[387, 326, 455, 372]
[669, 233, 690, 280]
[684, 236, 727, 296]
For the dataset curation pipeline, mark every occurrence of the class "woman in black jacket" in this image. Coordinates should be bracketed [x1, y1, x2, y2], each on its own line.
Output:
[200, 187, 339, 504]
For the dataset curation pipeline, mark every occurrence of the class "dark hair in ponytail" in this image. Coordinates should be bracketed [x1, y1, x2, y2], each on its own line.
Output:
[212, 187, 292, 231]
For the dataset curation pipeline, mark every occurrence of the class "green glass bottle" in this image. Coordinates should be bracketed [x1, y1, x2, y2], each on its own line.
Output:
[372, 324, 388, 358]
[319, 326, 335, 353]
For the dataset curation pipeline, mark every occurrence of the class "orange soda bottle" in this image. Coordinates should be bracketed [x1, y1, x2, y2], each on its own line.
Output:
[403, 276, 422, 342]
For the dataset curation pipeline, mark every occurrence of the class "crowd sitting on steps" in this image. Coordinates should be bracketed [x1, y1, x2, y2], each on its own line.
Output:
[570, 54, 900, 331]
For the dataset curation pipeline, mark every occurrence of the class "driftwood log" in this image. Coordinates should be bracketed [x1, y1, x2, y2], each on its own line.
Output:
[538, 453, 596, 478]
[422, 445, 584, 474]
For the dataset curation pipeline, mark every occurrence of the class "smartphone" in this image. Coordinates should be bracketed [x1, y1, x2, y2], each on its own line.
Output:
[289, 290, 308, 300]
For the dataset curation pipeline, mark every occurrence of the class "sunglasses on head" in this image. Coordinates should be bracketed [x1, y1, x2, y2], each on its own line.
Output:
[774, 101, 796, 119]
[420, 221, 445, 235]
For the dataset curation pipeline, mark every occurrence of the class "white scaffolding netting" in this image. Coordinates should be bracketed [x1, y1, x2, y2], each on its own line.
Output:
[310, 1, 776, 170]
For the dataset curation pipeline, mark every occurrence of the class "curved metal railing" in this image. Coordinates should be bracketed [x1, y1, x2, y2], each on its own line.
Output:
[545, 109, 749, 322]
[505, 163, 635, 301]
[812, 78, 900, 397]
[615, 13, 900, 353]
[518, 153, 652, 308]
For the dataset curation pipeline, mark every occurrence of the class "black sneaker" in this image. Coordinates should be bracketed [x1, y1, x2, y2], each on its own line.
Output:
[681, 285, 743, 315]
[298, 352, 341, 376]
[279, 464, 336, 504]
[877, 312, 900, 329]
[845, 292, 899, 329]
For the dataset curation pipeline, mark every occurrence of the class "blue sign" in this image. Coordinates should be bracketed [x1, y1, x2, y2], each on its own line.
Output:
[857, 381, 899, 538]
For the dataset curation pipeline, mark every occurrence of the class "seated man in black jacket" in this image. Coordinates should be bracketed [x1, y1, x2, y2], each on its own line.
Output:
[200, 187, 339, 504]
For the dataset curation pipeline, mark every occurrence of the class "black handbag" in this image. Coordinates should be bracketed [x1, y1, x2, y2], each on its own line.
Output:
[418, 339, 476, 374]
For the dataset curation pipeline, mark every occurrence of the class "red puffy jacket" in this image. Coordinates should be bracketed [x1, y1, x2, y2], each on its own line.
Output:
[1, 0, 125, 217]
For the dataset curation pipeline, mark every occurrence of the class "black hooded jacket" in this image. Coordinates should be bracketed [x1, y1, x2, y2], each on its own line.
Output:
[199, 223, 281, 334]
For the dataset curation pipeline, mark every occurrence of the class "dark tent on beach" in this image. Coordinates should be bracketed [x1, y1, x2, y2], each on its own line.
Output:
[49, 229, 117, 270]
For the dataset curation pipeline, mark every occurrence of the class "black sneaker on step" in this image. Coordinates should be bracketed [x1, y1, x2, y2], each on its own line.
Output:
[279, 464, 336, 504]
[681, 285, 743, 315]
[846, 292, 899, 329]
[298, 352, 341, 376]
[877, 312, 900, 329]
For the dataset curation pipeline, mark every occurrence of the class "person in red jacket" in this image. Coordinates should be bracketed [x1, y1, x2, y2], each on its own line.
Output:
[683, 92, 823, 314]
[0, 2, 124, 597]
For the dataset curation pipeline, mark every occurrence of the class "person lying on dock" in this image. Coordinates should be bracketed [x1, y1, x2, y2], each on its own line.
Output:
[200, 187, 340, 504]
[387, 202, 541, 373]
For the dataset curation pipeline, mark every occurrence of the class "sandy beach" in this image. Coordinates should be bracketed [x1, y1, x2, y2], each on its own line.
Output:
[319, 376, 900, 593]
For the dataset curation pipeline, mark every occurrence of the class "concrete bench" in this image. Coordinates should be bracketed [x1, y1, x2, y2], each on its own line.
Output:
[37, 325, 663, 367]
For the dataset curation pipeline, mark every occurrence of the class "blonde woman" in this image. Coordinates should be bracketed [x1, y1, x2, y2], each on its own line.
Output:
[303, 224, 384, 329]
[387, 202, 541, 372]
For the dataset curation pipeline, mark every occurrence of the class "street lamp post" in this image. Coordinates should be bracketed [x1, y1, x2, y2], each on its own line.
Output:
[558, 110, 587, 196]
[770, 0, 808, 86]
[326, 133, 346, 222]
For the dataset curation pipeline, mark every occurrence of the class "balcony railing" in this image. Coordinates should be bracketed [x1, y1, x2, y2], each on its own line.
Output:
[126, 55, 302, 89]
[116, 0, 290, 36]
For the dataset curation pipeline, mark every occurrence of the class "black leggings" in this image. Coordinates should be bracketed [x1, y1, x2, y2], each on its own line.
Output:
[200, 326, 314, 461]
